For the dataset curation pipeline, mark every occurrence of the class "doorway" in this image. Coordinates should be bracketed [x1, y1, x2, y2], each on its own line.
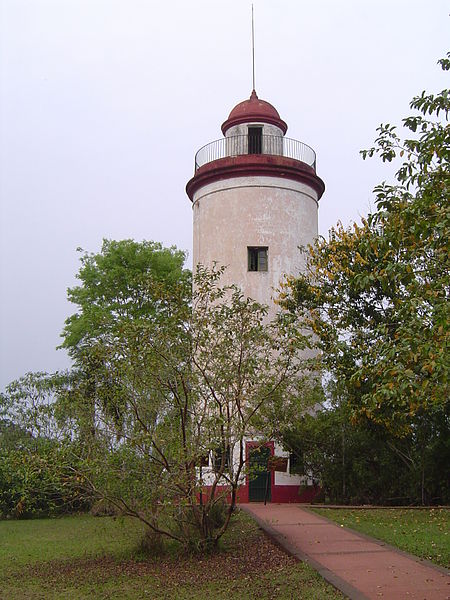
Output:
[248, 445, 271, 502]
[248, 126, 262, 154]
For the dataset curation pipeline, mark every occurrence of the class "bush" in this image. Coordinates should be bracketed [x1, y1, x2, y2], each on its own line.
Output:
[138, 527, 165, 556]
[283, 405, 450, 505]
[0, 444, 87, 519]
[90, 498, 122, 517]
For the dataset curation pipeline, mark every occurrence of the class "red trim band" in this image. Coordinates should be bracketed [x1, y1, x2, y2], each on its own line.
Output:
[186, 154, 325, 201]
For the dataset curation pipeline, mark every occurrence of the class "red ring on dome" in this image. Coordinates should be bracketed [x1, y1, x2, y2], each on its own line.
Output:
[221, 90, 288, 135]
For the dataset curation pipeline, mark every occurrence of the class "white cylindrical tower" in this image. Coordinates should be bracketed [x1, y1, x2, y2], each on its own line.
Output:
[186, 90, 325, 503]
[186, 90, 325, 318]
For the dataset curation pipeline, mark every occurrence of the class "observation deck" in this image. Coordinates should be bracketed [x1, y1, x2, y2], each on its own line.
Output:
[194, 134, 317, 171]
[186, 134, 325, 201]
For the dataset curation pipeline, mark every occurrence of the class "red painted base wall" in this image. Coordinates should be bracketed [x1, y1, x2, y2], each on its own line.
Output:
[200, 483, 321, 504]
[272, 484, 320, 503]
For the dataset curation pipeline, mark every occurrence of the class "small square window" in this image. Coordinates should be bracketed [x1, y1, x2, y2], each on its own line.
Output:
[248, 247, 268, 272]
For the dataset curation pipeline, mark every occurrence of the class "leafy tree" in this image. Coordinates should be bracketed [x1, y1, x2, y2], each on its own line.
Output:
[58, 239, 192, 445]
[3, 372, 72, 442]
[283, 55, 449, 435]
[0, 376, 87, 518]
[69, 265, 313, 550]
[60, 239, 191, 356]
[0, 391, 33, 451]
[0, 442, 86, 518]
[1, 240, 192, 520]
[4, 264, 313, 548]
[282, 400, 450, 505]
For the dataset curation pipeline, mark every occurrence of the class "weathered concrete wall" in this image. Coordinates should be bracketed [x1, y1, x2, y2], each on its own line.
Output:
[225, 121, 283, 138]
[225, 122, 284, 138]
[192, 174, 318, 319]
[225, 123, 284, 157]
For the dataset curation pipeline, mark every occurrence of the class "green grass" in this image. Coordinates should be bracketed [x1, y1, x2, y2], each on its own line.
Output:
[311, 507, 450, 567]
[0, 514, 144, 568]
[0, 512, 344, 599]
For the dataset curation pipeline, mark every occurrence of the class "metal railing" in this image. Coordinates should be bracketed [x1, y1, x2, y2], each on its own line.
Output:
[194, 134, 316, 171]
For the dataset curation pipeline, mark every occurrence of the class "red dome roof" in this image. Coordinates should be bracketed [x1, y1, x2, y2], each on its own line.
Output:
[221, 90, 288, 135]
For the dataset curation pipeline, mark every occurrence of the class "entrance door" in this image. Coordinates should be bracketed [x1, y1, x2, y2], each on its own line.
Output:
[248, 126, 262, 154]
[248, 445, 271, 502]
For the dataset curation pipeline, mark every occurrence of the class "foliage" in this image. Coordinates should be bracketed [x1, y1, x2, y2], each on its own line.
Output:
[4, 261, 313, 550]
[56, 239, 192, 451]
[3, 371, 73, 442]
[312, 508, 450, 567]
[282, 401, 450, 505]
[282, 55, 449, 434]
[68, 265, 312, 551]
[0, 418, 32, 451]
[0, 442, 86, 519]
[0, 377, 87, 519]
[0, 239, 193, 522]
[60, 239, 191, 357]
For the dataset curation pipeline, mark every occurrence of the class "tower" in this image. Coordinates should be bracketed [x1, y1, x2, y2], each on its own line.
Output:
[186, 90, 325, 320]
[186, 90, 325, 502]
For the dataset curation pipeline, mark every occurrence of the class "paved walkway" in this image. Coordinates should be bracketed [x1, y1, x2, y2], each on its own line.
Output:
[241, 503, 450, 600]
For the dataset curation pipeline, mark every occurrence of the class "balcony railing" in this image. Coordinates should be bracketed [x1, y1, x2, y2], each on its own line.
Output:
[194, 135, 317, 171]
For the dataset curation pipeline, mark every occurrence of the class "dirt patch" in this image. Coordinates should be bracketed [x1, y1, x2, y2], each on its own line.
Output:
[16, 524, 296, 587]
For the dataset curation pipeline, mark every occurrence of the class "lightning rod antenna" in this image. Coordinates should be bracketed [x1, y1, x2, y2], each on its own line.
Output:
[252, 4, 256, 91]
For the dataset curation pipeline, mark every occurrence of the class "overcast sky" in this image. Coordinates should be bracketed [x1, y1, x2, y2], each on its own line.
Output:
[0, 0, 448, 391]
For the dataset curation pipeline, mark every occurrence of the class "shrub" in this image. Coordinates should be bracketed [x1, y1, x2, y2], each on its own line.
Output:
[0, 444, 87, 519]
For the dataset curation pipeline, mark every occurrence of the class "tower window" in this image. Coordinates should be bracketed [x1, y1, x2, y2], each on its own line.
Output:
[248, 247, 268, 272]
[248, 126, 262, 154]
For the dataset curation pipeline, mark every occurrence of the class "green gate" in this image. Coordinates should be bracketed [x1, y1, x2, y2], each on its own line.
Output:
[248, 446, 271, 502]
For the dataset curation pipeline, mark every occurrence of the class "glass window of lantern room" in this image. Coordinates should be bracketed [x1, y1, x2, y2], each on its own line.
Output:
[248, 126, 262, 154]
[248, 247, 268, 272]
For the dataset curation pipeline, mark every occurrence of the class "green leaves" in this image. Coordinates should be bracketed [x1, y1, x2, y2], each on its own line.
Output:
[6, 262, 312, 548]
[61, 239, 191, 354]
[284, 53, 450, 435]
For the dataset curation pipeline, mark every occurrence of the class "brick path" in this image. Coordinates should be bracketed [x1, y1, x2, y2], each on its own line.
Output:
[241, 503, 450, 600]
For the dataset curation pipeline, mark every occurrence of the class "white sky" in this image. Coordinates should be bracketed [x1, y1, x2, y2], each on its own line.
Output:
[0, 0, 448, 391]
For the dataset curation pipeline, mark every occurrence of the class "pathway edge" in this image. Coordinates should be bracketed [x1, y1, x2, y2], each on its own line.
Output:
[240, 504, 369, 600]
[302, 506, 450, 577]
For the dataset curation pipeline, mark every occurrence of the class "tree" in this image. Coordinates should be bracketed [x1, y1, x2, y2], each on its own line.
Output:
[282, 398, 450, 505]
[58, 239, 192, 445]
[5, 264, 313, 549]
[2, 240, 193, 521]
[283, 54, 449, 436]
[69, 265, 313, 550]
[60, 239, 191, 357]
[0, 376, 86, 518]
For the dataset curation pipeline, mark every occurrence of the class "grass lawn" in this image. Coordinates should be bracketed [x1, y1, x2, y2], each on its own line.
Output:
[311, 507, 450, 568]
[0, 512, 344, 599]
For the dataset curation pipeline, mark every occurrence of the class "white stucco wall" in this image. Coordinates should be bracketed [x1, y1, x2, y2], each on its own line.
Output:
[225, 123, 284, 157]
[192, 174, 318, 320]
[192, 165, 320, 495]
[225, 123, 284, 138]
